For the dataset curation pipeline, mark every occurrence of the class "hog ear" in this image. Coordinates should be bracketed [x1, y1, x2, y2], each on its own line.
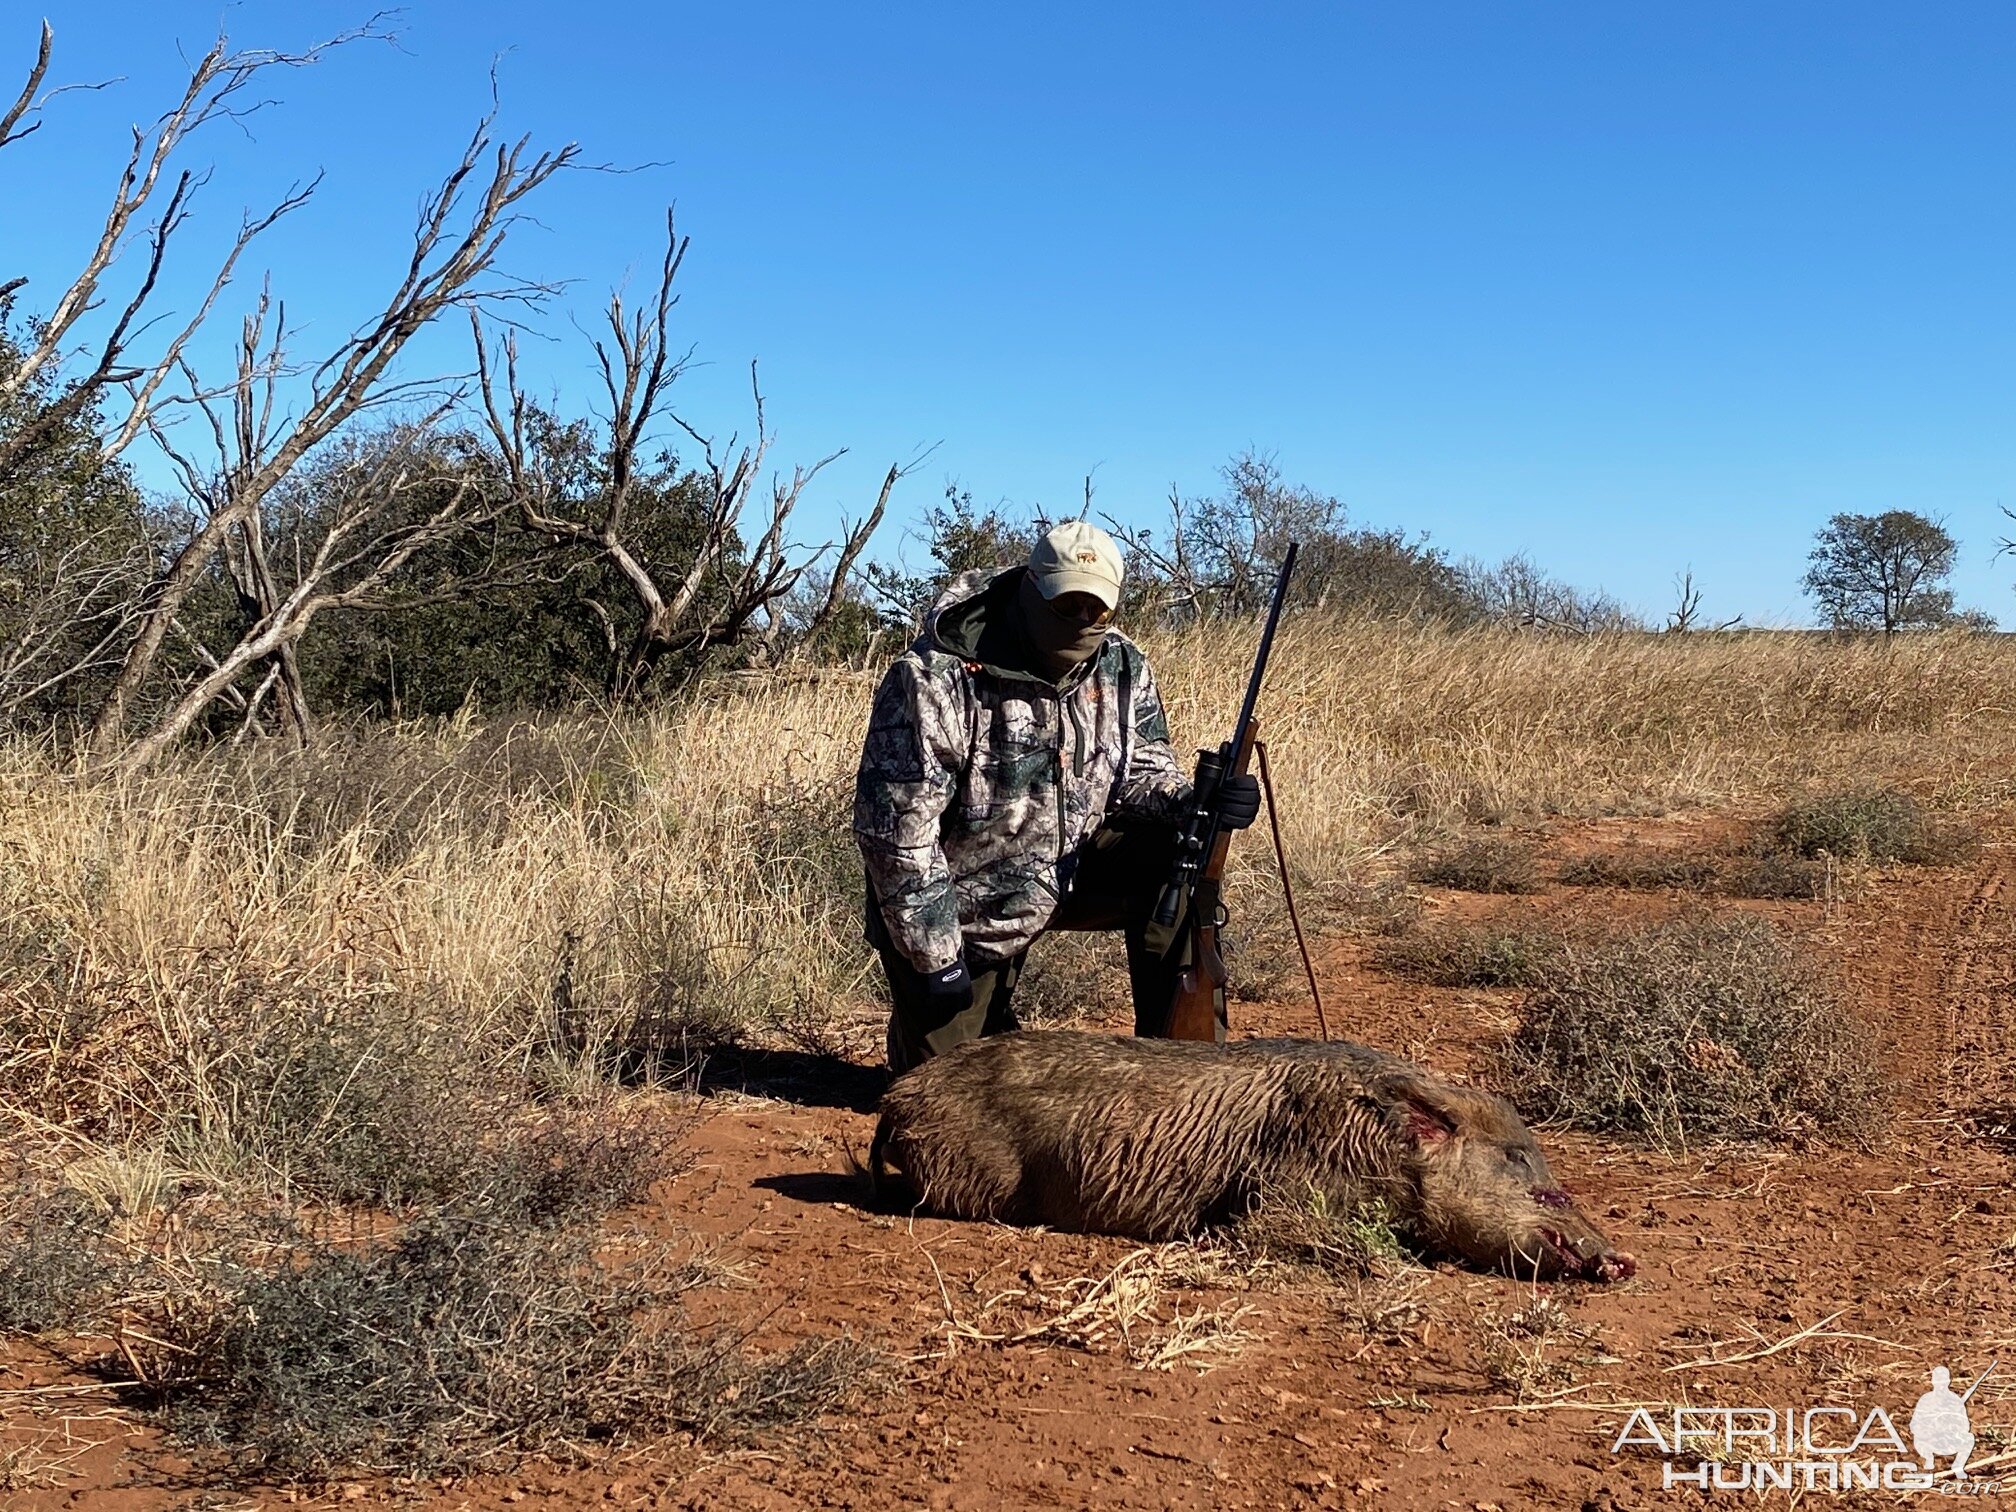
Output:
[1399, 1095, 1457, 1147]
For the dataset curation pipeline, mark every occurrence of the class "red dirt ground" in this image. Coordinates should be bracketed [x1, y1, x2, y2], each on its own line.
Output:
[6, 811, 2016, 1509]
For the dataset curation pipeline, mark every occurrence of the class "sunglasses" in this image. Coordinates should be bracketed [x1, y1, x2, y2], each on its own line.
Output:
[1049, 593, 1115, 629]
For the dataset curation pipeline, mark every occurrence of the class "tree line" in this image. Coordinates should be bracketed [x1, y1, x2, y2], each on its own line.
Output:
[0, 23, 1999, 764]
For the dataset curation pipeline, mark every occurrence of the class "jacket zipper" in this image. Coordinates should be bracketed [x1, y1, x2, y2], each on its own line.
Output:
[1054, 693, 1070, 857]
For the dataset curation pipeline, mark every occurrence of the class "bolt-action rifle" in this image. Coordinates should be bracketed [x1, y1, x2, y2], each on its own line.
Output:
[1153, 542, 1299, 1040]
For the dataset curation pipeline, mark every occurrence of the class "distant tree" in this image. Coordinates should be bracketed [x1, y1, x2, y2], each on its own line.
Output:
[1457, 552, 1641, 634]
[476, 219, 908, 700]
[1109, 451, 1477, 625]
[1801, 511, 1958, 638]
[1663, 569, 1741, 634]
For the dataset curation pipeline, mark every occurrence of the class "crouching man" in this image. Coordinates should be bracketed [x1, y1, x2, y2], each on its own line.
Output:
[852, 521, 1260, 1074]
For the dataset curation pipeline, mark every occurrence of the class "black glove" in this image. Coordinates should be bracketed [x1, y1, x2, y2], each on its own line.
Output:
[1212, 773, 1262, 831]
[920, 954, 974, 1016]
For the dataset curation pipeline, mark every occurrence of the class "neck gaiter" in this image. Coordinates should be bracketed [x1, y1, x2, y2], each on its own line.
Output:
[1016, 570, 1108, 681]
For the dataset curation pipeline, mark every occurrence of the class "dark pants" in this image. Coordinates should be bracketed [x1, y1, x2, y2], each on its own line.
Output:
[870, 819, 1222, 1075]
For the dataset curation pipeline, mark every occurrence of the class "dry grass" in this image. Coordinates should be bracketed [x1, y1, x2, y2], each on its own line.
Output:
[2, 621, 2014, 1468]
[965, 1246, 1257, 1374]
[6, 626, 2012, 1132]
[0, 623, 1995, 1188]
[1478, 1296, 1597, 1401]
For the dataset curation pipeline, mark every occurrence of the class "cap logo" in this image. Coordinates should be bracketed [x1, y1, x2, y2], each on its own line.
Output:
[1076, 552, 1100, 564]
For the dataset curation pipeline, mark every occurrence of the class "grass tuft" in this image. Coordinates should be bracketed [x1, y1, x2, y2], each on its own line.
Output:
[1230, 1187, 1415, 1281]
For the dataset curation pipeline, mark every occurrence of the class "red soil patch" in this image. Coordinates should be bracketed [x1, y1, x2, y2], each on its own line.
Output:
[6, 811, 2014, 1508]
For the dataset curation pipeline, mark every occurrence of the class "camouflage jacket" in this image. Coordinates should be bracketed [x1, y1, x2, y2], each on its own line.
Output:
[853, 567, 1190, 972]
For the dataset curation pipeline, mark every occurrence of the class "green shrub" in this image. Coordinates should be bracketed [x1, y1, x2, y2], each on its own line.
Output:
[1372, 924, 1568, 989]
[1558, 852, 1717, 891]
[1504, 914, 1881, 1150]
[1230, 1188, 1414, 1281]
[0, 1187, 121, 1334]
[1769, 787, 1979, 866]
[156, 1204, 877, 1477]
[1409, 836, 1541, 894]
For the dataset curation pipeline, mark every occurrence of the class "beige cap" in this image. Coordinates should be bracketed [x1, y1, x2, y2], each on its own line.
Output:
[1028, 520, 1124, 609]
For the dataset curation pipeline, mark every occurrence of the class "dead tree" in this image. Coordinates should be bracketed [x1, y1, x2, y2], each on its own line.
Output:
[0, 21, 571, 758]
[122, 415, 500, 769]
[1664, 569, 1742, 634]
[0, 21, 371, 479]
[87, 109, 575, 756]
[478, 213, 910, 700]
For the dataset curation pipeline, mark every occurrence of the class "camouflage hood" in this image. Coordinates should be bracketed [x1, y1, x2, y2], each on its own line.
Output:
[853, 567, 1189, 972]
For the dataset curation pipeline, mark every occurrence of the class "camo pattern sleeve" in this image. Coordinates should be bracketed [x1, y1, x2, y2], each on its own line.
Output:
[852, 655, 968, 974]
[1112, 640, 1191, 823]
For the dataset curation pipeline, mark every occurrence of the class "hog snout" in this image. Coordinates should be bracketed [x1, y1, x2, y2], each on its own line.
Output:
[1530, 1188, 1635, 1284]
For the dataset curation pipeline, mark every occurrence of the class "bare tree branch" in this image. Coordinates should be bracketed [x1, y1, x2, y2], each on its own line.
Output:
[0, 21, 52, 151]
[477, 209, 907, 697]
[0, 526, 154, 719]
[2, 20, 391, 411]
[117, 418, 503, 769]
[94, 104, 577, 757]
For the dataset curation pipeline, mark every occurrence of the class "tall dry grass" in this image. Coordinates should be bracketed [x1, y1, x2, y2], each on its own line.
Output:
[3, 622, 2014, 1185]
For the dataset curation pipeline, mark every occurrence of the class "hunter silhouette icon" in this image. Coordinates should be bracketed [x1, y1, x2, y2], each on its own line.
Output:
[1911, 1362, 1994, 1475]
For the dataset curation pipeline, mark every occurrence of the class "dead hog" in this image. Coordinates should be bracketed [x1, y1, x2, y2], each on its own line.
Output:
[871, 1030, 1635, 1283]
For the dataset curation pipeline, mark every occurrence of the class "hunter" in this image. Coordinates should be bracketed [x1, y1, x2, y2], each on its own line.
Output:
[853, 520, 1261, 1074]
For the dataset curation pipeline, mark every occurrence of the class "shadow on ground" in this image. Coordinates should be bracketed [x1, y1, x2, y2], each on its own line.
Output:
[681, 1046, 888, 1114]
[753, 1170, 897, 1213]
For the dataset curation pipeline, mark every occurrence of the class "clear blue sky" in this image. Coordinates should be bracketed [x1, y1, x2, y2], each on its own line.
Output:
[10, 2, 2016, 625]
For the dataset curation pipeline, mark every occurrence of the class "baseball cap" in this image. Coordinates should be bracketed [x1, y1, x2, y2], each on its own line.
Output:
[1027, 520, 1124, 610]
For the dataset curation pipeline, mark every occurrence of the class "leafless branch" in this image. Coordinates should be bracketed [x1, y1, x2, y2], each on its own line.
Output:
[92, 87, 575, 760]
[477, 210, 906, 696]
[0, 527, 154, 720]
[2, 19, 392, 413]
[0, 21, 52, 150]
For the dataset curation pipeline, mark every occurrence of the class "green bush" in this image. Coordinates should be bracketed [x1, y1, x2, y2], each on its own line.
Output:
[159, 1204, 876, 1476]
[1504, 913, 1882, 1150]
[1372, 924, 1568, 989]
[1409, 836, 1542, 894]
[1769, 787, 1979, 866]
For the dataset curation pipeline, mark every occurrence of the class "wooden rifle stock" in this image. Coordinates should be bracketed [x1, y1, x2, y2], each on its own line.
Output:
[1164, 715, 1260, 1041]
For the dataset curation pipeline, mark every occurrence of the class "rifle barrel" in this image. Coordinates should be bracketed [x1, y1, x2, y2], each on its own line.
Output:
[1961, 1360, 1997, 1403]
[1229, 542, 1299, 755]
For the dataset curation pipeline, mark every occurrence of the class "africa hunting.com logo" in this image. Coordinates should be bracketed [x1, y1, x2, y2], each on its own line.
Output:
[1612, 1362, 2002, 1494]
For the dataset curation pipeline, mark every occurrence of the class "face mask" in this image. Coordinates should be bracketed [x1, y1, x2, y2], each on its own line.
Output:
[1017, 571, 1110, 680]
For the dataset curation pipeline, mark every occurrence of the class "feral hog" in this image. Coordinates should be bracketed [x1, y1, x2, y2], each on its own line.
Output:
[871, 1030, 1635, 1283]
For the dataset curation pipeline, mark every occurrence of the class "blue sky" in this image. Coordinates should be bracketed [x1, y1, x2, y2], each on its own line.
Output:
[9, 2, 2016, 624]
